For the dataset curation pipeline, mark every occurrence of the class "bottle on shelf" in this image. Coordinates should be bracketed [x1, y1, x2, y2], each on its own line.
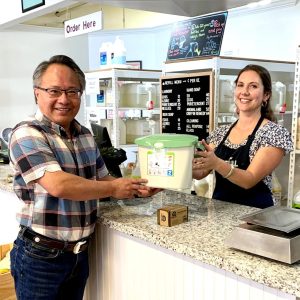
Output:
[278, 102, 286, 126]
[293, 190, 300, 208]
[118, 117, 127, 145]
[131, 151, 141, 179]
[99, 42, 108, 67]
[219, 79, 234, 113]
[145, 83, 155, 110]
[96, 89, 105, 106]
[99, 42, 113, 68]
[272, 172, 282, 206]
[119, 163, 126, 177]
[272, 81, 286, 113]
[194, 178, 209, 197]
[111, 36, 127, 66]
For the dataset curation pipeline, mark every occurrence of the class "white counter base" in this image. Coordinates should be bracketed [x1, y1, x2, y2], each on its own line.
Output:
[0, 189, 20, 245]
[85, 223, 295, 300]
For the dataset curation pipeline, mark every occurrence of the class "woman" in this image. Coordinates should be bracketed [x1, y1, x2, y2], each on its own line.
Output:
[193, 64, 293, 208]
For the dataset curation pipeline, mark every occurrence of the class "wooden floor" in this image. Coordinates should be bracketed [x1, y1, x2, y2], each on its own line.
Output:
[0, 244, 16, 300]
[0, 272, 16, 300]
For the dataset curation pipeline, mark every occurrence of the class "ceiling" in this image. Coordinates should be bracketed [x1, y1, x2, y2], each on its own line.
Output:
[21, 2, 186, 29]
[85, 0, 255, 16]
[21, 0, 292, 29]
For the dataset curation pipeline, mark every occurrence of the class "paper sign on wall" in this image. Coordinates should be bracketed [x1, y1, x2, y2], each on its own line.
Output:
[64, 11, 102, 38]
[85, 74, 100, 95]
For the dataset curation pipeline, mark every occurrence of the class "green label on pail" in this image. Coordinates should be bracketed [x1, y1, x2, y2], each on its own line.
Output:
[147, 150, 174, 177]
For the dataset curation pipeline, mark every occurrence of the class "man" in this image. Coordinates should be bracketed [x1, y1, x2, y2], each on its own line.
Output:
[9, 55, 158, 299]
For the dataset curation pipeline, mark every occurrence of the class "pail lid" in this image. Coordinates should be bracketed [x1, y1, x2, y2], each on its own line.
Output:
[135, 134, 198, 148]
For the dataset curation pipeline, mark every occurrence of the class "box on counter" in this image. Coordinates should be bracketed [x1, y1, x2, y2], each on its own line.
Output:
[157, 204, 188, 227]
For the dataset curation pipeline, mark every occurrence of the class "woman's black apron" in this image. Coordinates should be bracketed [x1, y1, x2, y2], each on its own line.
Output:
[213, 116, 273, 208]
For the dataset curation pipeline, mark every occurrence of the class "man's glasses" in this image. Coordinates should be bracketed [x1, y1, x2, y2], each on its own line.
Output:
[35, 86, 82, 99]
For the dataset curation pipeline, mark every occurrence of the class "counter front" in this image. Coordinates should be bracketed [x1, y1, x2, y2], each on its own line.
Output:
[1, 165, 298, 300]
[0, 164, 20, 245]
[85, 190, 300, 300]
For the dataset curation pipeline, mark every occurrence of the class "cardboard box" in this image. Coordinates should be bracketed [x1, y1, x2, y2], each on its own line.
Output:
[0, 243, 16, 300]
[157, 204, 188, 227]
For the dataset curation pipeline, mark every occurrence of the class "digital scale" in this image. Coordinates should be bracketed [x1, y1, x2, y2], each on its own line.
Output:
[225, 206, 300, 264]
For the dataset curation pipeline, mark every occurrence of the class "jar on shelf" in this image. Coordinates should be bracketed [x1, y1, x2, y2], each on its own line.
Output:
[219, 79, 234, 113]
[126, 119, 151, 144]
[119, 82, 158, 108]
[271, 81, 287, 113]
[272, 172, 282, 205]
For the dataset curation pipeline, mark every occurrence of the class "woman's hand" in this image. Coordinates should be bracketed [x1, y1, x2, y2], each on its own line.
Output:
[193, 140, 219, 179]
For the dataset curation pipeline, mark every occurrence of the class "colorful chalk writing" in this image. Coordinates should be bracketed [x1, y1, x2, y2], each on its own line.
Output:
[167, 12, 227, 60]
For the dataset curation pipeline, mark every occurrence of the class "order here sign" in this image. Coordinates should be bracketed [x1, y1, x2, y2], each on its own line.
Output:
[64, 11, 102, 38]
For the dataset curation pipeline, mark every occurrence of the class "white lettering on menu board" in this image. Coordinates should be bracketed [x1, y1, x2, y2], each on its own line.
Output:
[161, 72, 212, 140]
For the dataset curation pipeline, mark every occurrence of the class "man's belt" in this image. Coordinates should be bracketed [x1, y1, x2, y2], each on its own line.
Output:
[20, 227, 90, 254]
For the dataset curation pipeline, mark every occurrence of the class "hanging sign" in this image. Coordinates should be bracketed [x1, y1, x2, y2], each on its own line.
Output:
[64, 11, 102, 38]
[166, 11, 227, 60]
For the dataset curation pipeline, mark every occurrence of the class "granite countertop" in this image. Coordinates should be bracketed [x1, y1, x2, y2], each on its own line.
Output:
[2, 163, 299, 297]
[98, 190, 300, 298]
[0, 164, 13, 192]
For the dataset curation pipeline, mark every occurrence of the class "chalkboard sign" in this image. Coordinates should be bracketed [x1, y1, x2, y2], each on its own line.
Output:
[160, 72, 213, 141]
[166, 12, 227, 60]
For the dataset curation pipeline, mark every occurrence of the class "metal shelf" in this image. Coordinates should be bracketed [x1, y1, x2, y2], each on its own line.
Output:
[163, 56, 294, 74]
[85, 68, 162, 82]
[163, 56, 295, 199]
[83, 68, 162, 150]
[288, 46, 300, 207]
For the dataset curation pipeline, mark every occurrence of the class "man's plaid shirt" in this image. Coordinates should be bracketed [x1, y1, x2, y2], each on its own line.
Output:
[9, 111, 108, 241]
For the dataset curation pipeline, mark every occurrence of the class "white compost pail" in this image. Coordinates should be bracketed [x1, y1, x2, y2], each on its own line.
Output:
[135, 134, 198, 190]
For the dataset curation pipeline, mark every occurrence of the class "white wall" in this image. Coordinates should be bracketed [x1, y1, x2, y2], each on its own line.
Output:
[0, 29, 88, 131]
[221, 3, 300, 61]
[86, 2, 300, 71]
[0, 2, 300, 131]
[87, 26, 172, 71]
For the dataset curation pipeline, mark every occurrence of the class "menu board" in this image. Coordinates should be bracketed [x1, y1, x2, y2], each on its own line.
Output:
[160, 72, 213, 140]
[166, 12, 227, 60]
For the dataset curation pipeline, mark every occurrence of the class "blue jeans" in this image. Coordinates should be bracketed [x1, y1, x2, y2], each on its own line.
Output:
[10, 234, 89, 300]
